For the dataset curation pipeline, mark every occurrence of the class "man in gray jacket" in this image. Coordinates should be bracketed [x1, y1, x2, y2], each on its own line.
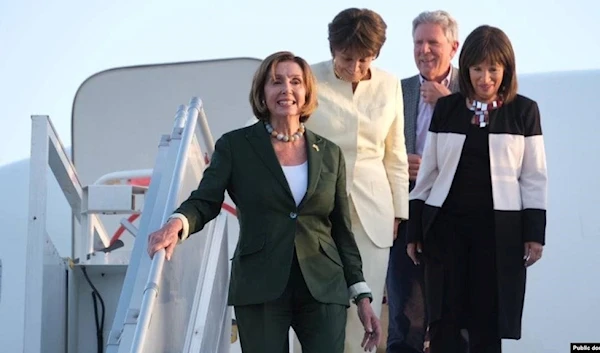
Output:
[386, 10, 467, 353]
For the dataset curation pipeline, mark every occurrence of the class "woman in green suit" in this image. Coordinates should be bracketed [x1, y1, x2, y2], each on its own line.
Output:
[147, 51, 381, 353]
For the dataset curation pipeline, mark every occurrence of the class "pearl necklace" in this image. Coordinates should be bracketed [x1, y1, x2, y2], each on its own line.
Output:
[265, 122, 305, 142]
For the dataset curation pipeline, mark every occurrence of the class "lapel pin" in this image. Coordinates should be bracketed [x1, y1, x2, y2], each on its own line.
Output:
[312, 144, 319, 152]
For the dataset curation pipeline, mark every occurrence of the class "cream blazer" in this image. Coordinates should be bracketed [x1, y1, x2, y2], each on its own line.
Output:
[305, 60, 409, 248]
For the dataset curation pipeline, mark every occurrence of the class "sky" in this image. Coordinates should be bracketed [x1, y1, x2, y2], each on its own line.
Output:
[1, 0, 598, 166]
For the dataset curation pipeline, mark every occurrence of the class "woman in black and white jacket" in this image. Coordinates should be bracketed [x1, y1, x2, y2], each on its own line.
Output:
[406, 25, 548, 353]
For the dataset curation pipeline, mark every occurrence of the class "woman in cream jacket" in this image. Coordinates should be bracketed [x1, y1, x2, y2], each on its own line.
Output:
[304, 8, 409, 352]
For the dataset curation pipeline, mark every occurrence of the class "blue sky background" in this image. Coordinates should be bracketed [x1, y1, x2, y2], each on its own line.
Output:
[1, 0, 598, 166]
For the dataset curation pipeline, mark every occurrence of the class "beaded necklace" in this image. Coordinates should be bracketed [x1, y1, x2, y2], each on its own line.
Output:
[467, 98, 503, 128]
[264, 121, 305, 142]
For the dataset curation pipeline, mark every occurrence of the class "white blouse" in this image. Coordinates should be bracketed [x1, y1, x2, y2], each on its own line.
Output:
[281, 161, 308, 206]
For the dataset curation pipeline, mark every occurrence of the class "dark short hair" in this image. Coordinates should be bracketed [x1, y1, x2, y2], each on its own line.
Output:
[328, 8, 387, 58]
[249, 51, 318, 123]
[458, 25, 518, 103]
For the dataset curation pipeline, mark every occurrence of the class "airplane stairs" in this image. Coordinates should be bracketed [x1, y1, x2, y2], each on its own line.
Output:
[23, 98, 234, 353]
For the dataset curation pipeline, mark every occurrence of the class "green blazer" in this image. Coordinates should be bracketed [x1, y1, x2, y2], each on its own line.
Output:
[173, 121, 367, 307]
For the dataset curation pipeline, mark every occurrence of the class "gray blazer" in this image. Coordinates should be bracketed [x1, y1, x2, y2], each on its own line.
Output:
[401, 66, 460, 155]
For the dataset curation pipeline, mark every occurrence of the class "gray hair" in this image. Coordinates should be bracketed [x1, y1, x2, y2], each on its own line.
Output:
[412, 10, 459, 43]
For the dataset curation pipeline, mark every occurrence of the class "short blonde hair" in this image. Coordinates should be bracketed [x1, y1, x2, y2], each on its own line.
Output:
[249, 51, 318, 123]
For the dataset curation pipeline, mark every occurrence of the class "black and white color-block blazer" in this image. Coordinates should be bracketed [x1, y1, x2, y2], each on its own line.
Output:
[407, 92, 548, 246]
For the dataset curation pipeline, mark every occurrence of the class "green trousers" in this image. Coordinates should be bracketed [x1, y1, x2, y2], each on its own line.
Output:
[234, 250, 347, 353]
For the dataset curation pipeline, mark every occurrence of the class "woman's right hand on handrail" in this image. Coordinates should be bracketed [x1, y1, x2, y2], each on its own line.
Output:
[147, 218, 182, 261]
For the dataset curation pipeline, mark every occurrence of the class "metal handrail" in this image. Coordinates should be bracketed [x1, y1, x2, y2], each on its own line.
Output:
[129, 97, 204, 353]
[197, 107, 215, 156]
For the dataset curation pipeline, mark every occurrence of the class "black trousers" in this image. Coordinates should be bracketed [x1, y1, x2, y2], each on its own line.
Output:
[234, 250, 347, 353]
[386, 222, 427, 353]
[388, 222, 471, 353]
[425, 211, 501, 353]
